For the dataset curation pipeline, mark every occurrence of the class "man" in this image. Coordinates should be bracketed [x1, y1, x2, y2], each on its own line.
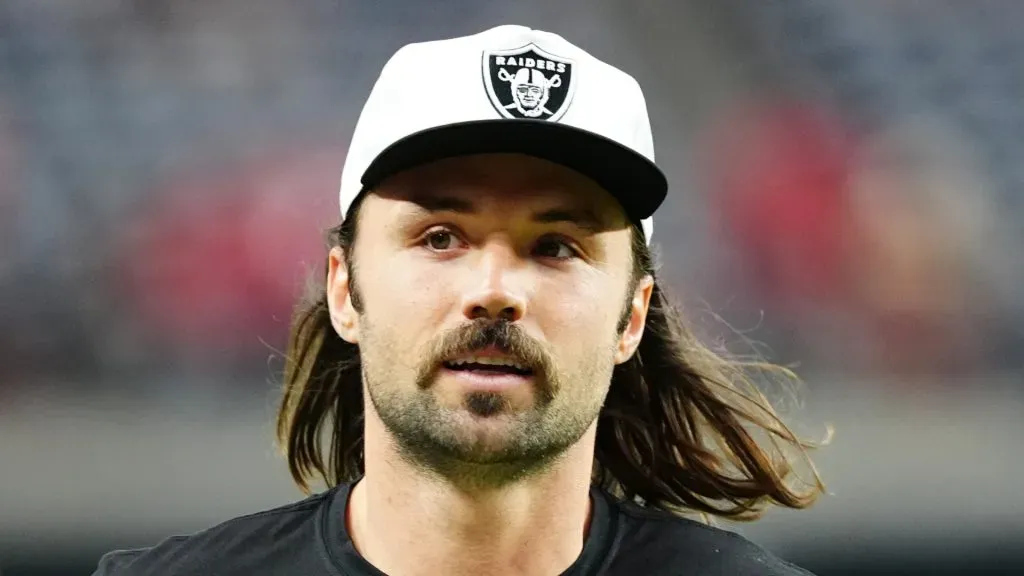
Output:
[94, 25, 825, 576]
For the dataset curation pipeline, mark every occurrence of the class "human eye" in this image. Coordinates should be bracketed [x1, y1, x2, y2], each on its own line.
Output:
[532, 235, 580, 260]
[419, 226, 467, 252]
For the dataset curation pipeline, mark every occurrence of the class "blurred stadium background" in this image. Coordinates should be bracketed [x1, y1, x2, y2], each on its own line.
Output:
[1, 1, 1022, 574]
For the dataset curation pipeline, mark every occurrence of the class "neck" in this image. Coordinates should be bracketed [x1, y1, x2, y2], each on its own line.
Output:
[347, 410, 596, 576]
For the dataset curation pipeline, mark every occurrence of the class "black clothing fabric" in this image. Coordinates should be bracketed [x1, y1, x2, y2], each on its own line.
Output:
[93, 482, 814, 575]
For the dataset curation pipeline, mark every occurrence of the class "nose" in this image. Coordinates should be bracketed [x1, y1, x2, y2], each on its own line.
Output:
[460, 242, 527, 322]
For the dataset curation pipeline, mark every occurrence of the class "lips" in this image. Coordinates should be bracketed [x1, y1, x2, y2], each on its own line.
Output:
[442, 354, 533, 376]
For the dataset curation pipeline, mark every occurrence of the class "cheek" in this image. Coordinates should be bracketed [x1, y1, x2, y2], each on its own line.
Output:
[364, 248, 435, 300]
[359, 252, 456, 339]
[534, 274, 623, 351]
[399, 259, 459, 317]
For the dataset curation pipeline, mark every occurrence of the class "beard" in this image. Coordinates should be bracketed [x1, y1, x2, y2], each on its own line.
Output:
[361, 317, 615, 489]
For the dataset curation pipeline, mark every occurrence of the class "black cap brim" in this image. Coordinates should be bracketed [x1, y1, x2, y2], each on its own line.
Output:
[360, 119, 667, 222]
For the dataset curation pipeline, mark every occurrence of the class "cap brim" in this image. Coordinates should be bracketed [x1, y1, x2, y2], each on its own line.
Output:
[360, 119, 667, 222]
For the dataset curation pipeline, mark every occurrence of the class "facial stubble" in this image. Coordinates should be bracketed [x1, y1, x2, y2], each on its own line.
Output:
[349, 252, 636, 489]
[360, 314, 618, 489]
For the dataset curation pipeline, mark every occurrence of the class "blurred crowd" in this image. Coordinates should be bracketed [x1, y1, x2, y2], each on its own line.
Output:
[1, 0, 1021, 400]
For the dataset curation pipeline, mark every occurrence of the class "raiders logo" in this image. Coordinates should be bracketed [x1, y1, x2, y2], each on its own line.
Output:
[482, 44, 576, 121]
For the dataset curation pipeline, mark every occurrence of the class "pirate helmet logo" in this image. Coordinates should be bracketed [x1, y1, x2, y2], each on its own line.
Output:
[482, 43, 576, 121]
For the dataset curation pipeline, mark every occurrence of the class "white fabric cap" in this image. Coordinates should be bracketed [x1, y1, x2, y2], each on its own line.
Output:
[339, 25, 666, 243]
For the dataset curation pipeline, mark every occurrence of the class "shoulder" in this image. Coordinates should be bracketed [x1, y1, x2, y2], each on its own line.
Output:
[607, 499, 816, 576]
[91, 489, 335, 576]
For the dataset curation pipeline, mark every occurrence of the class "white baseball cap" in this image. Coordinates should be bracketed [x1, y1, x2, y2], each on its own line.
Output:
[339, 24, 667, 243]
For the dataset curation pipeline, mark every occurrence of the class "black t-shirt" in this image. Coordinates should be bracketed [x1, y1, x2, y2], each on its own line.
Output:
[92, 482, 814, 575]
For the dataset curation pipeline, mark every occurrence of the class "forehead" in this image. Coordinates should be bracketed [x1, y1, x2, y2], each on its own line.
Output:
[367, 153, 630, 226]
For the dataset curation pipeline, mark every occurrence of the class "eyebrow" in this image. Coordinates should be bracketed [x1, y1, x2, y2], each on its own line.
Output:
[408, 194, 607, 233]
[409, 194, 476, 214]
[532, 207, 605, 233]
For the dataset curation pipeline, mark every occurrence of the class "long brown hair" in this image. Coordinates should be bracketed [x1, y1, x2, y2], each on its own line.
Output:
[276, 198, 828, 521]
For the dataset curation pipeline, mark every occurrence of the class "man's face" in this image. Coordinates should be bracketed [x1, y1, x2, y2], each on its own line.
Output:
[329, 153, 651, 484]
[516, 83, 544, 108]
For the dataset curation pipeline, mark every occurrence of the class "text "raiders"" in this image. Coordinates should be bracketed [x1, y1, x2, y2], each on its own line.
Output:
[494, 56, 567, 74]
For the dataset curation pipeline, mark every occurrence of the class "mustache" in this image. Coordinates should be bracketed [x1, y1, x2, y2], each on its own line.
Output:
[419, 319, 554, 388]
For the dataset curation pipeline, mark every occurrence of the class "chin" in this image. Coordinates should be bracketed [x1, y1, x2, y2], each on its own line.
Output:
[443, 411, 528, 453]
[463, 391, 510, 417]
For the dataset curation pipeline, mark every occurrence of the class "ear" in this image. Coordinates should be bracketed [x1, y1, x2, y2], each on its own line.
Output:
[614, 275, 654, 364]
[327, 246, 360, 344]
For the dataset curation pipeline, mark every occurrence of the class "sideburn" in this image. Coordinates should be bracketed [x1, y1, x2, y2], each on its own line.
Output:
[337, 242, 362, 315]
[616, 226, 651, 334]
[616, 274, 638, 334]
[346, 256, 364, 314]
[334, 200, 364, 314]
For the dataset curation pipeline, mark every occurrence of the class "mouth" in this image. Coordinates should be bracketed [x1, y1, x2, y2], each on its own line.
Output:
[442, 353, 534, 377]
